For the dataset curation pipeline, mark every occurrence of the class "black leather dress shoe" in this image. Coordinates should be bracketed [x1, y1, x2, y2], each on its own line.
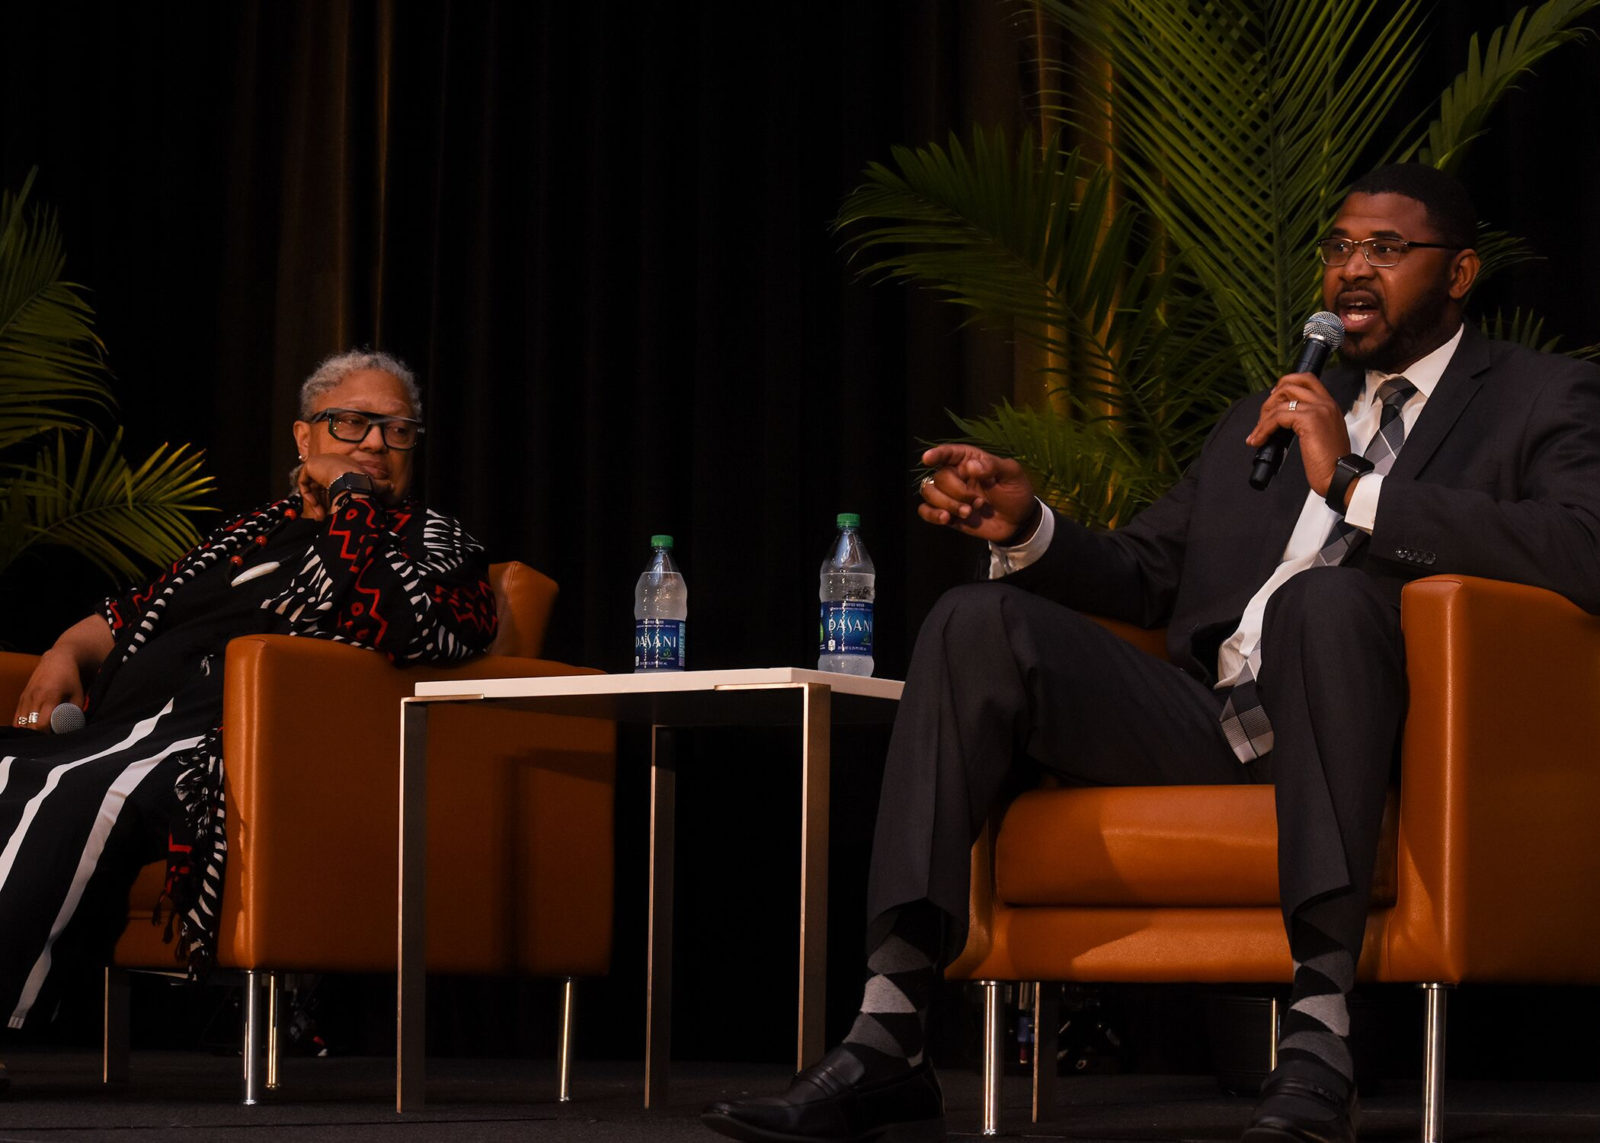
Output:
[700, 1046, 946, 1143]
[1241, 1071, 1358, 1143]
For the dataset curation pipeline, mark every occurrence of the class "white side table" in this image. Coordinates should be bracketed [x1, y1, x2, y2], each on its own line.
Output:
[396, 667, 903, 1111]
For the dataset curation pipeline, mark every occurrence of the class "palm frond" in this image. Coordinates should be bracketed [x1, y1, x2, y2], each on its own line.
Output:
[1032, 0, 1428, 383]
[842, 1, 1600, 514]
[0, 169, 112, 451]
[1471, 225, 1542, 289]
[838, 130, 1125, 333]
[1394, 0, 1600, 172]
[1480, 307, 1600, 360]
[836, 127, 1240, 475]
[0, 430, 216, 581]
[1480, 307, 1559, 352]
[945, 402, 1167, 529]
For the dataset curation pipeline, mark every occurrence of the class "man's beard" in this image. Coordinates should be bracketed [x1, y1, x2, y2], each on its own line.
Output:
[1340, 275, 1456, 374]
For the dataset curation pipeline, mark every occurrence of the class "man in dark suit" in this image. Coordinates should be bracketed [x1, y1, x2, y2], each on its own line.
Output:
[702, 165, 1600, 1143]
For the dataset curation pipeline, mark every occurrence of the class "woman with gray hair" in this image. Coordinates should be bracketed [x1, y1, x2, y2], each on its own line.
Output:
[0, 350, 496, 1091]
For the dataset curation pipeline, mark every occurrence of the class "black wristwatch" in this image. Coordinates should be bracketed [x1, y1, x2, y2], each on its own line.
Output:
[328, 471, 376, 504]
[1324, 453, 1375, 515]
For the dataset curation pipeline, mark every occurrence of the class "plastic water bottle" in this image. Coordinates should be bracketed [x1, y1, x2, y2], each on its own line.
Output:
[634, 535, 687, 672]
[818, 513, 875, 676]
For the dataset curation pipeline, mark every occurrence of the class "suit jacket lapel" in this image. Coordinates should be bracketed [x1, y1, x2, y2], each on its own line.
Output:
[1389, 326, 1491, 480]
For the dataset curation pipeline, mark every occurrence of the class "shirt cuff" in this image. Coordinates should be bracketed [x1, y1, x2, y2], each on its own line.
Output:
[1343, 471, 1382, 533]
[987, 500, 1055, 578]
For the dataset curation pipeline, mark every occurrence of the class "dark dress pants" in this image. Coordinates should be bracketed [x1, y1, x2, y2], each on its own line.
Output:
[864, 566, 1406, 962]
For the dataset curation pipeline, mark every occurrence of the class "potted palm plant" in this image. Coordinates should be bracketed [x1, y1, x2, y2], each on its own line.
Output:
[0, 168, 213, 642]
[836, 0, 1599, 527]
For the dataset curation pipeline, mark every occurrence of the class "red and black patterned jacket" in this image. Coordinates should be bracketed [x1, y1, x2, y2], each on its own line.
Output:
[101, 494, 497, 664]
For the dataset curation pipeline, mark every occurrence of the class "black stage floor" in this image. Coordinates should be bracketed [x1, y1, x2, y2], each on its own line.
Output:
[1, 1050, 1596, 1142]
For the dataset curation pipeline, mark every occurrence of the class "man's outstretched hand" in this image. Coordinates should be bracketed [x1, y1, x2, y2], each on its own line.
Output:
[917, 445, 1040, 544]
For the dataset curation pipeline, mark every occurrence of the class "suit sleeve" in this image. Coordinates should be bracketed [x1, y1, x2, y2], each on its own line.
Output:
[999, 421, 1222, 627]
[301, 498, 499, 663]
[1369, 356, 1600, 614]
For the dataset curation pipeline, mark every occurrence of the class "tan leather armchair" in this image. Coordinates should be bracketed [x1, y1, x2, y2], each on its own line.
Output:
[946, 575, 1600, 1142]
[0, 562, 615, 1104]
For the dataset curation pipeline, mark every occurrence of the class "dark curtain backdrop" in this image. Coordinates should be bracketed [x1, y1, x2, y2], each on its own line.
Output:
[4, 0, 1597, 668]
[1, 0, 1032, 671]
[4, 0, 1599, 1066]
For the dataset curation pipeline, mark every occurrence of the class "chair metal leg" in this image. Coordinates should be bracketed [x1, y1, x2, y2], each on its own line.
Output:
[1032, 983, 1059, 1123]
[1421, 983, 1448, 1143]
[102, 967, 131, 1085]
[242, 970, 269, 1105]
[1269, 994, 1280, 1073]
[979, 981, 1003, 1136]
[266, 972, 280, 1091]
[557, 977, 576, 1102]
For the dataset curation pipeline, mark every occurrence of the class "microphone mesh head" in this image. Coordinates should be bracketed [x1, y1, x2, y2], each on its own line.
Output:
[1303, 310, 1345, 348]
[50, 703, 86, 734]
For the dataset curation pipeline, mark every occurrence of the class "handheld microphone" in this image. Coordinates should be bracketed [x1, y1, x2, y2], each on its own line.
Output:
[1249, 311, 1346, 490]
[50, 703, 86, 734]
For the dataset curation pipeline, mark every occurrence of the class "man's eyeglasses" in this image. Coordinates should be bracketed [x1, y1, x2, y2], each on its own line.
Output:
[1316, 237, 1460, 268]
[310, 408, 425, 450]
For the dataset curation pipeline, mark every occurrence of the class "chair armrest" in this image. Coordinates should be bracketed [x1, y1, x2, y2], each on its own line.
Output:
[489, 561, 559, 657]
[0, 651, 39, 712]
[1387, 575, 1600, 982]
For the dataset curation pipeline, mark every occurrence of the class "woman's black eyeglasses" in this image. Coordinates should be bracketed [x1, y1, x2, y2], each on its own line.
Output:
[310, 408, 425, 450]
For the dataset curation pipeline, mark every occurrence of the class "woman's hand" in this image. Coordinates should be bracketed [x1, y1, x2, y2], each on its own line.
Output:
[295, 455, 369, 521]
[12, 616, 113, 732]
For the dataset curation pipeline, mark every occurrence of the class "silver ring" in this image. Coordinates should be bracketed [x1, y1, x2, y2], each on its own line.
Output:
[26, 711, 38, 725]
[1287, 399, 1298, 412]
[921, 474, 937, 490]
[14, 716, 26, 726]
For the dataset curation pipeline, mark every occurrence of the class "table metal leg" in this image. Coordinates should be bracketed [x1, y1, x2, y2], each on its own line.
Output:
[797, 683, 831, 1071]
[645, 724, 677, 1108]
[397, 699, 431, 1112]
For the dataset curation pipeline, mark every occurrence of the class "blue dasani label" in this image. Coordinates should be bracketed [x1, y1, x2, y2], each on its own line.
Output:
[819, 600, 874, 656]
[635, 619, 686, 670]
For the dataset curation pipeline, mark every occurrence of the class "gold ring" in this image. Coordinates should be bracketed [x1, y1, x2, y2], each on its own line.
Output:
[1287, 399, 1298, 412]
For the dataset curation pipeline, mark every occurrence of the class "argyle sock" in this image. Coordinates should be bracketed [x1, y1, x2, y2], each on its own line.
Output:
[840, 902, 943, 1079]
[1272, 897, 1360, 1116]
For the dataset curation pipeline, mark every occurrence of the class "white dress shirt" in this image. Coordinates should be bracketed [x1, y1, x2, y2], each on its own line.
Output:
[986, 324, 1465, 690]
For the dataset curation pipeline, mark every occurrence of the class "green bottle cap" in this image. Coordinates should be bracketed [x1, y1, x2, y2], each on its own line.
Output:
[650, 534, 674, 549]
[836, 513, 860, 528]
